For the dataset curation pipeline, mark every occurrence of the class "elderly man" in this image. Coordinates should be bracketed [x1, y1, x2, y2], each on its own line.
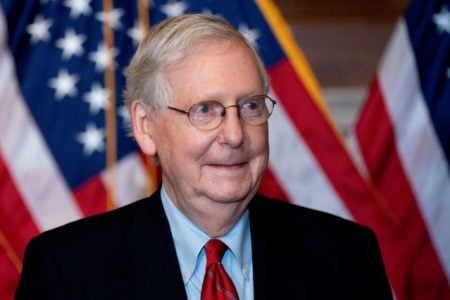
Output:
[16, 14, 392, 299]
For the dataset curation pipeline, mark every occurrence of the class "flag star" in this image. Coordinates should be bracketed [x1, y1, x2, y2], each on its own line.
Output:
[56, 29, 86, 59]
[63, 0, 92, 18]
[48, 69, 79, 100]
[238, 23, 261, 48]
[127, 21, 146, 46]
[201, 9, 223, 19]
[83, 83, 110, 114]
[433, 5, 450, 34]
[27, 15, 52, 44]
[160, 1, 188, 18]
[202, 8, 214, 15]
[118, 105, 131, 128]
[76, 123, 105, 156]
[89, 43, 118, 72]
[447, 67, 450, 79]
[96, 8, 124, 30]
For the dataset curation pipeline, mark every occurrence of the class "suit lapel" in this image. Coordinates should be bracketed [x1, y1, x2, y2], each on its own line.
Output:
[119, 192, 315, 299]
[120, 191, 187, 299]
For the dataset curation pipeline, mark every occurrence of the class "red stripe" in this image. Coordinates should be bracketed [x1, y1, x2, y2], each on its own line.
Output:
[269, 59, 389, 220]
[0, 152, 41, 300]
[0, 153, 40, 261]
[73, 175, 107, 217]
[0, 248, 19, 300]
[269, 59, 429, 298]
[356, 80, 450, 299]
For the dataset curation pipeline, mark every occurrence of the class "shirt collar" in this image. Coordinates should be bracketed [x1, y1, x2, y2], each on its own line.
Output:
[160, 185, 251, 284]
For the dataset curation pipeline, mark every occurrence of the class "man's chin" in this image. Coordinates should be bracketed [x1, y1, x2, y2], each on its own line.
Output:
[204, 185, 255, 204]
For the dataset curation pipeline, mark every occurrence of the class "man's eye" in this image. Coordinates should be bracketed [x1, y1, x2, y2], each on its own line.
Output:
[241, 98, 264, 112]
[192, 102, 212, 114]
[190, 101, 221, 115]
[242, 100, 259, 110]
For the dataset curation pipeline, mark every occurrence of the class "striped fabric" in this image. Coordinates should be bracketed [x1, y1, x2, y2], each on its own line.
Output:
[351, 0, 450, 298]
[201, 239, 239, 300]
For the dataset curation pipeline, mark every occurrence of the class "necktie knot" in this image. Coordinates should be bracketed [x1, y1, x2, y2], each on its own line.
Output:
[201, 239, 239, 300]
[205, 239, 227, 265]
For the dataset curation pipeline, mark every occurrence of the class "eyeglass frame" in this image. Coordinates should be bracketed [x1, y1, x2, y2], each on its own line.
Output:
[166, 95, 277, 130]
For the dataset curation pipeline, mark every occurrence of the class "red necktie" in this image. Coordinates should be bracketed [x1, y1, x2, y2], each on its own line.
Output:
[201, 239, 239, 300]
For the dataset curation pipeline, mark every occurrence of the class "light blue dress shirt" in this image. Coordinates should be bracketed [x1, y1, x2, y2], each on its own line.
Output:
[161, 186, 254, 299]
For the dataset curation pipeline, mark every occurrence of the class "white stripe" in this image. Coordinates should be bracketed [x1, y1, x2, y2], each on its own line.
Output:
[100, 152, 150, 207]
[378, 20, 450, 282]
[268, 91, 352, 220]
[0, 9, 82, 231]
[346, 134, 369, 179]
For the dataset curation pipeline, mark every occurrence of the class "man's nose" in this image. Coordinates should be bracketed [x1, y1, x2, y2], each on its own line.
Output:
[217, 106, 244, 148]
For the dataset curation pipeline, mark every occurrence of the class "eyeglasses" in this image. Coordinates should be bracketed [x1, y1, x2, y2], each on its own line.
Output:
[167, 95, 276, 130]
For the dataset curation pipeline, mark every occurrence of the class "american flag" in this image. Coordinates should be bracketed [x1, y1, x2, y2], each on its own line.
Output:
[1, 0, 448, 299]
[351, 0, 450, 298]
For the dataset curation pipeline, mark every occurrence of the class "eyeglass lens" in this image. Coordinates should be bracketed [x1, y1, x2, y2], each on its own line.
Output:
[188, 95, 275, 130]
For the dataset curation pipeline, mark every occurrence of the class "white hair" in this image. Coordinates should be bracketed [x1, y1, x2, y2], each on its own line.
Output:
[124, 14, 268, 111]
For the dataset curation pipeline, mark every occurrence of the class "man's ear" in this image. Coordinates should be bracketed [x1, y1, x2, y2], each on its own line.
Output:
[130, 100, 157, 156]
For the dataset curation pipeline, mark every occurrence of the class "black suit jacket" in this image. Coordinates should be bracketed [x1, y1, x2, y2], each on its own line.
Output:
[16, 192, 393, 299]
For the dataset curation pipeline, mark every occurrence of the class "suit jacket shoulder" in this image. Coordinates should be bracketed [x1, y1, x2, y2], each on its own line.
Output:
[16, 192, 392, 300]
[15, 192, 187, 300]
[249, 195, 393, 300]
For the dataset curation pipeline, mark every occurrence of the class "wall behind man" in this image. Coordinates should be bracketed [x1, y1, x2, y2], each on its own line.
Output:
[274, 0, 409, 135]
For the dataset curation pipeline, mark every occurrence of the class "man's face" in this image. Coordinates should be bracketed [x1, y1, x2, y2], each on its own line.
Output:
[143, 40, 269, 222]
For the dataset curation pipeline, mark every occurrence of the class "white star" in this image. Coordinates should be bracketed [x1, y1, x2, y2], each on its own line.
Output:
[201, 9, 223, 19]
[433, 5, 450, 34]
[48, 69, 79, 100]
[118, 105, 131, 129]
[160, 1, 188, 18]
[96, 8, 124, 30]
[127, 21, 146, 46]
[63, 0, 92, 18]
[238, 23, 261, 48]
[447, 67, 450, 79]
[89, 43, 118, 72]
[56, 29, 86, 59]
[83, 83, 110, 114]
[76, 123, 105, 156]
[27, 15, 52, 44]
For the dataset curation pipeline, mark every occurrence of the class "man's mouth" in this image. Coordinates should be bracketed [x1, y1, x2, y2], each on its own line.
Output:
[207, 161, 247, 169]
